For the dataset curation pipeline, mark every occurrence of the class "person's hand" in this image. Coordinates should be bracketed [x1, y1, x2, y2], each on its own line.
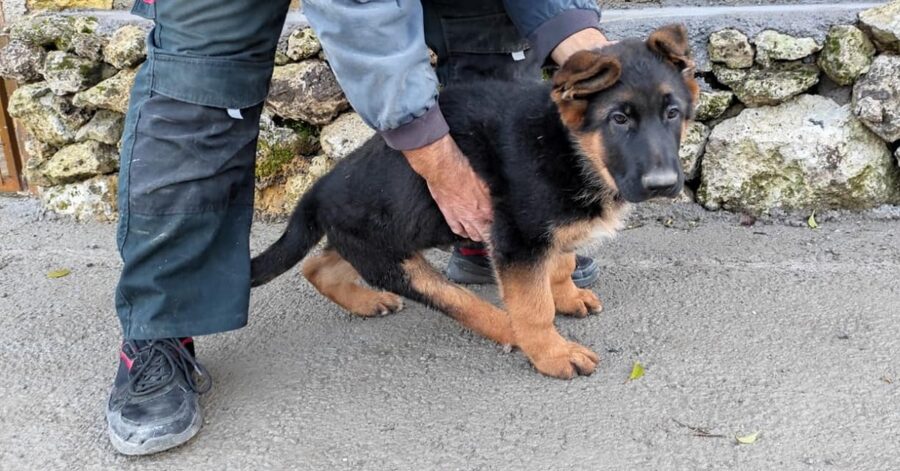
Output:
[551, 28, 616, 65]
[403, 134, 493, 242]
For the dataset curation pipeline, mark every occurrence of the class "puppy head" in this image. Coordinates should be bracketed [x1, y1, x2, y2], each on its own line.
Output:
[552, 24, 699, 203]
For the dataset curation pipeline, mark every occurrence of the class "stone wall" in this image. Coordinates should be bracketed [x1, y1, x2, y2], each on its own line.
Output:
[0, 14, 370, 221]
[697, 3, 900, 213]
[0, 2, 898, 221]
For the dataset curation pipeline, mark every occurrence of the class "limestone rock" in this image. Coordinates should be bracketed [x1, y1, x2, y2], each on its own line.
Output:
[697, 95, 900, 213]
[8, 82, 91, 146]
[858, 1, 900, 53]
[285, 27, 321, 61]
[0, 40, 46, 82]
[254, 155, 334, 218]
[73, 66, 138, 114]
[274, 52, 291, 66]
[708, 29, 754, 69]
[22, 136, 58, 187]
[41, 51, 103, 95]
[75, 110, 125, 145]
[679, 121, 709, 181]
[25, 0, 112, 10]
[274, 31, 292, 65]
[40, 175, 118, 222]
[22, 134, 57, 164]
[319, 112, 375, 160]
[852, 55, 900, 143]
[712, 61, 819, 107]
[37, 140, 118, 185]
[103, 25, 147, 69]
[695, 91, 733, 121]
[754, 30, 821, 67]
[255, 113, 320, 183]
[817, 25, 876, 86]
[7, 14, 98, 52]
[266, 60, 349, 125]
[70, 31, 106, 61]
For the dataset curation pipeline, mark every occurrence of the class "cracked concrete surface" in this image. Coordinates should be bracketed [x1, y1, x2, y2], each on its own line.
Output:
[1, 196, 899, 469]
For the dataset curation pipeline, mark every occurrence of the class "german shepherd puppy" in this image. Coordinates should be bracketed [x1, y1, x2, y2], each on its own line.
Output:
[251, 25, 699, 379]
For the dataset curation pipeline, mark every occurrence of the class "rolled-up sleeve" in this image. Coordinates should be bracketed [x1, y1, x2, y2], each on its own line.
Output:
[503, 0, 602, 65]
[303, 0, 448, 150]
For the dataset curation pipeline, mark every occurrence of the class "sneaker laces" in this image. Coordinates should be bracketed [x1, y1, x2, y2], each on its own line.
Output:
[125, 339, 212, 396]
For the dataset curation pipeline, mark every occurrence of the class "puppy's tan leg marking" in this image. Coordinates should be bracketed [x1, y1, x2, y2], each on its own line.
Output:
[549, 251, 603, 318]
[497, 260, 600, 379]
[302, 250, 403, 317]
[402, 255, 514, 346]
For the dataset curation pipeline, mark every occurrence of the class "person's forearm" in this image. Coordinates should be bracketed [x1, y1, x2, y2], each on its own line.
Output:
[402, 135, 451, 178]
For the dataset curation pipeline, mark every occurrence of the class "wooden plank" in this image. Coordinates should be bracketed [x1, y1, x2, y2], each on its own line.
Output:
[0, 79, 25, 193]
[0, 3, 27, 193]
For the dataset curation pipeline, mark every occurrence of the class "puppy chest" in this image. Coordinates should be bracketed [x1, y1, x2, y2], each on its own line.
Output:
[552, 208, 626, 251]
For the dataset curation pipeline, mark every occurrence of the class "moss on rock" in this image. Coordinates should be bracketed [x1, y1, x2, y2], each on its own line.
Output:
[753, 30, 821, 67]
[817, 25, 876, 86]
[712, 61, 819, 107]
[695, 91, 734, 121]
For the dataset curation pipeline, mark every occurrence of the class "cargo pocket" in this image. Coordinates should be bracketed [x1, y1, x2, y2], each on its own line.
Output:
[127, 95, 262, 215]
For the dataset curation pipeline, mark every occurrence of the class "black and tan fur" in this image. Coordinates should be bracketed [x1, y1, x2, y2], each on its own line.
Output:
[251, 25, 699, 379]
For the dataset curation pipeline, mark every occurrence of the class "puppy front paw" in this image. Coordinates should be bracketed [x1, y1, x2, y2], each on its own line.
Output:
[526, 339, 600, 379]
[556, 288, 603, 318]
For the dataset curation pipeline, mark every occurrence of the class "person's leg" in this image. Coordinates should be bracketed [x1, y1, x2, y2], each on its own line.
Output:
[108, 0, 291, 455]
[421, 1, 601, 287]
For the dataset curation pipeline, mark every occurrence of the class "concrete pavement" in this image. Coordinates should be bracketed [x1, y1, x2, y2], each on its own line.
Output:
[1, 196, 899, 470]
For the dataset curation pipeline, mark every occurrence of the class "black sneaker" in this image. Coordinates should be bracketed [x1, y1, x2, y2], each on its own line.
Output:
[445, 246, 601, 288]
[106, 338, 211, 455]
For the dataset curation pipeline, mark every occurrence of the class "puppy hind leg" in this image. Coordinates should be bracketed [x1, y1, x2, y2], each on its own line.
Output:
[350, 252, 515, 346]
[302, 250, 404, 317]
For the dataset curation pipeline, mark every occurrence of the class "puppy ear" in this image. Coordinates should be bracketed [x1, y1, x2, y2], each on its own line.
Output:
[552, 50, 622, 102]
[647, 24, 695, 74]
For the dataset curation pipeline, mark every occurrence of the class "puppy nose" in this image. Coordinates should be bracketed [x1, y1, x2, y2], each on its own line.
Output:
[641, 169, 679, 191]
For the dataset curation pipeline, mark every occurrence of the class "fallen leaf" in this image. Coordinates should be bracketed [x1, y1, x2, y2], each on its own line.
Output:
[736, 431, 760, 444]
[807, 211, 819, 229]
[47, 268, 71, 279]
[628, 361, 645, 381]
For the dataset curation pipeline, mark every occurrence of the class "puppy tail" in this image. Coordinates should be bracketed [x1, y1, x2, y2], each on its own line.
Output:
[250, 195, 323, 287]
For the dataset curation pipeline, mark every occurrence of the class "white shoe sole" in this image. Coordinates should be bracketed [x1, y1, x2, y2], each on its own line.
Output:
[107, 408, 203, 456]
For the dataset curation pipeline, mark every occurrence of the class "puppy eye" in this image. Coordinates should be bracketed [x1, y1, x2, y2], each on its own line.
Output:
[666, 106, 681, 120]
[612, 112, 629, 125]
